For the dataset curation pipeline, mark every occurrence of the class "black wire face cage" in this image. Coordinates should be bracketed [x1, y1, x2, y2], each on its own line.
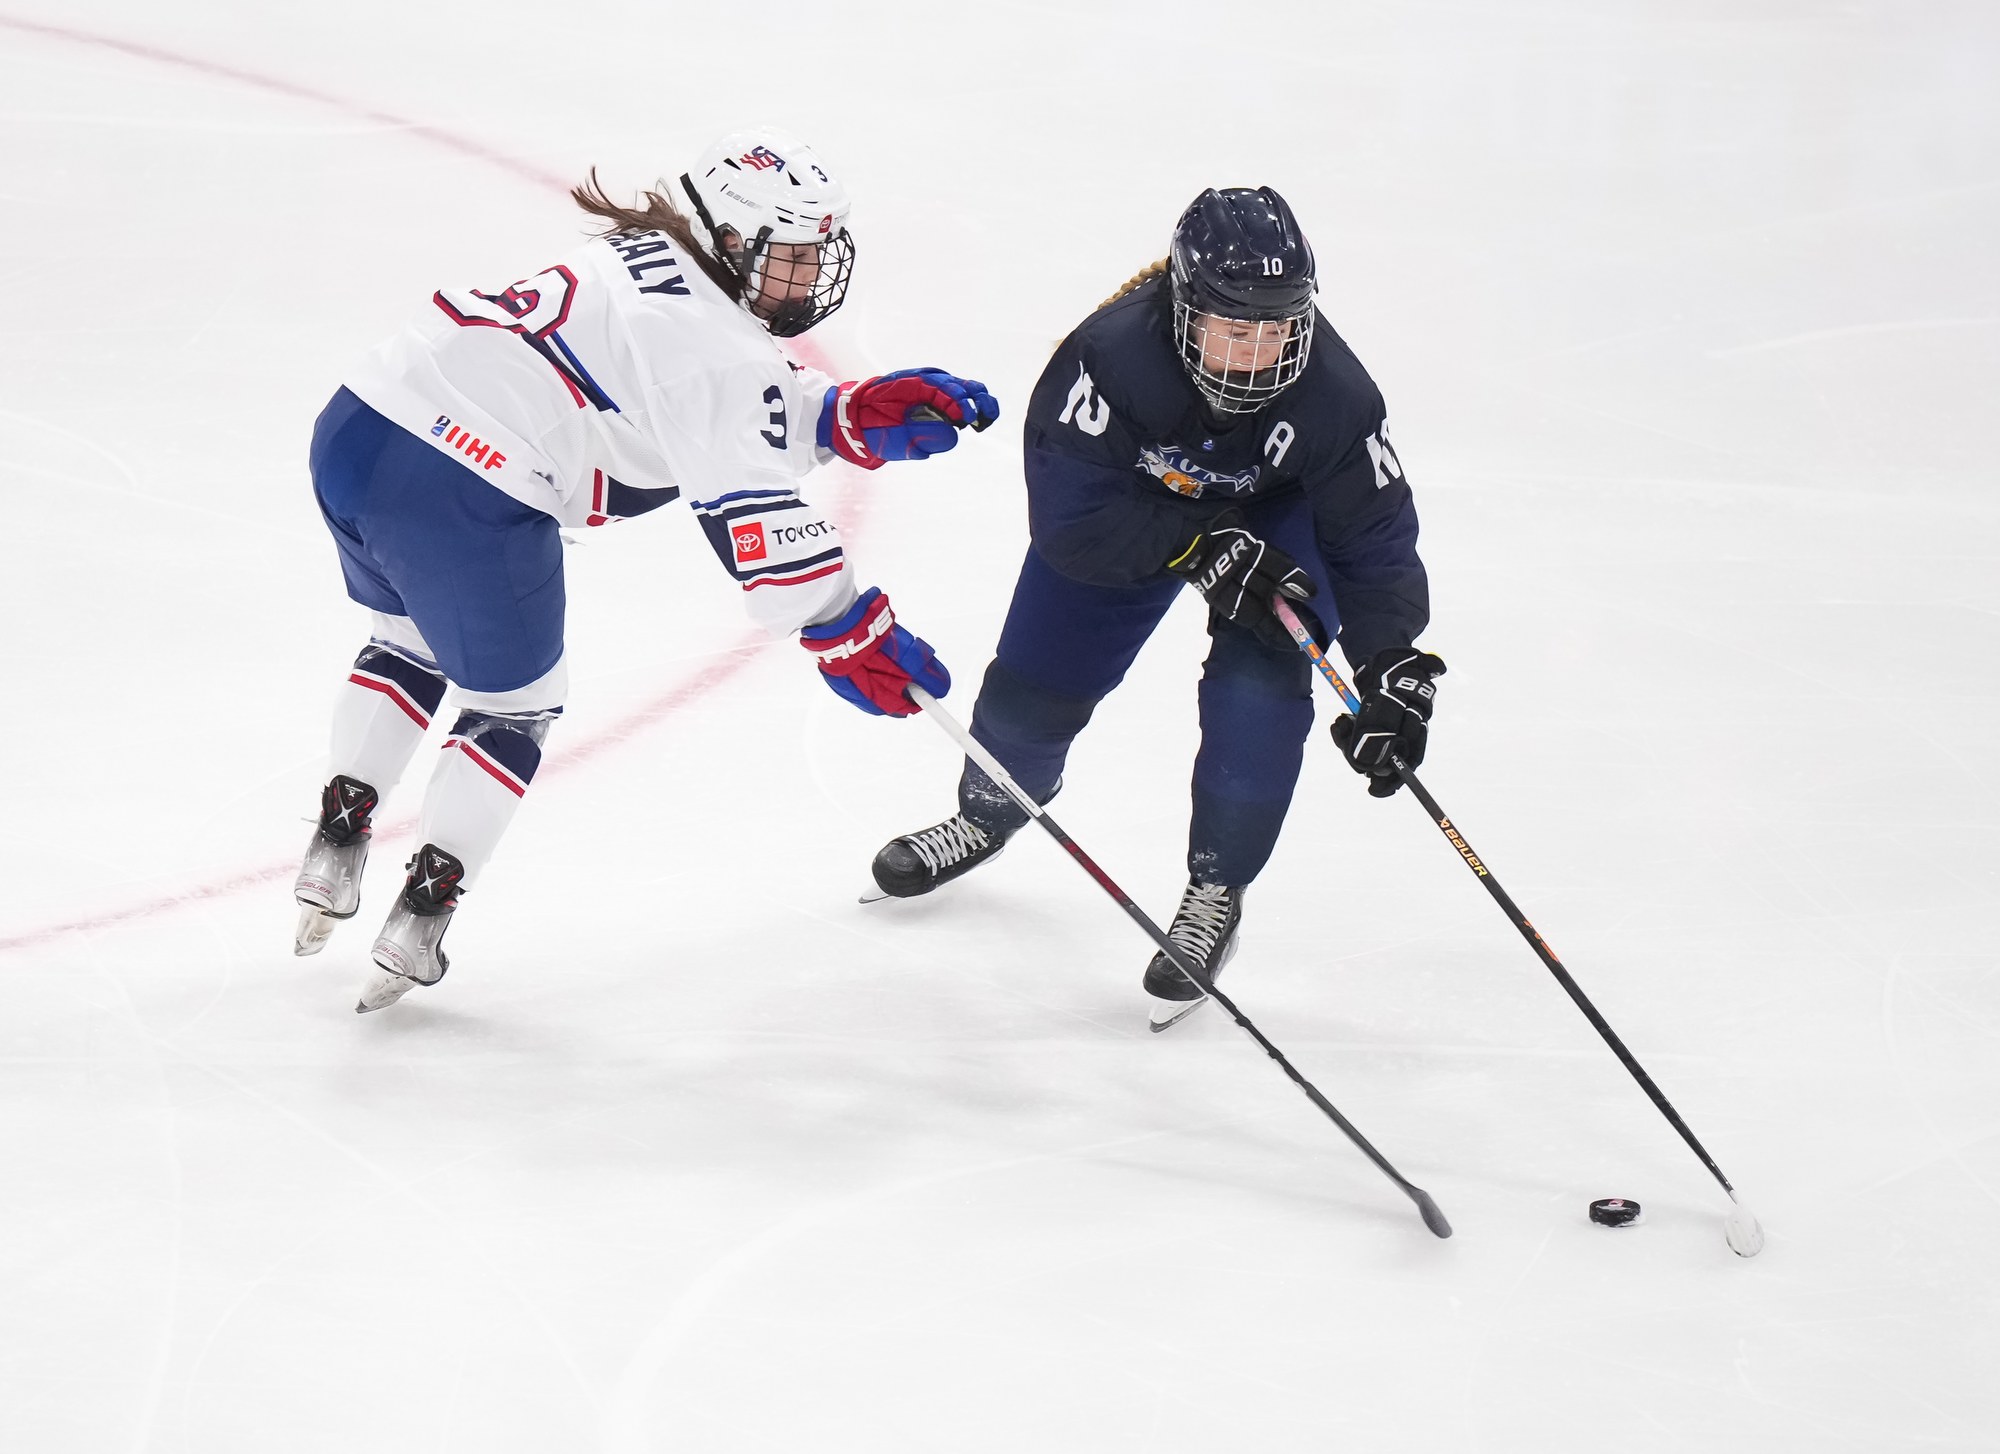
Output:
[737, 227, 856, 338]
[1170, 295, 1315, 415]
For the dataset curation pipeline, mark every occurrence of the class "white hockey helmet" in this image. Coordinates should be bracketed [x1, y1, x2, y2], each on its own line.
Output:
[679, 128, 855, 337]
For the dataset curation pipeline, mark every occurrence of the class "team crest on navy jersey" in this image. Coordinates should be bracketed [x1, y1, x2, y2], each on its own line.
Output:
[1137, 443, 1260, 499]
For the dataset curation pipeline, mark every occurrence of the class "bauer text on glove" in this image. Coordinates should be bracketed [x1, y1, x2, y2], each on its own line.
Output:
[818, 368, 1000, 469]
[799, 587, 950, 717]
[1330, 647, 1445, 797]
[1166, 509, 1317, 651]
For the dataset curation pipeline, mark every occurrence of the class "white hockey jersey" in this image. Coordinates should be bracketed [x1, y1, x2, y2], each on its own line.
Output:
[342, 228, 854, 635]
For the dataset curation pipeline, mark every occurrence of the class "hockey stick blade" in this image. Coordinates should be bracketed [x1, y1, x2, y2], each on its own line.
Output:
[1412, 1186, 1453, 1239]
[907, 686, 1453, 1240]
[1725, 1193, 1765, 1257]
[1270, 597, 1754, 1256]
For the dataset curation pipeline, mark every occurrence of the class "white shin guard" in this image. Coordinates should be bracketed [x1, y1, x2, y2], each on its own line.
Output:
[327, 613, 567, 895]
[414, 708, 560, 891]
[329, 615, 449, 796]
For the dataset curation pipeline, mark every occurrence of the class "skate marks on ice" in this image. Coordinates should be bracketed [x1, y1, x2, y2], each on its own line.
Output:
[596, 1102, 1397, 1451]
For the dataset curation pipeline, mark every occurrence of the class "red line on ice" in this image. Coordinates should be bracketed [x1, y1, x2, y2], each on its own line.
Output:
[0, 15, 574, 192]
[0, 18, 855, 955]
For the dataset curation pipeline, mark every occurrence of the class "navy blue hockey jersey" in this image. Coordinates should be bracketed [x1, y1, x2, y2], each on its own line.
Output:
[1021, 276, 1429, 665]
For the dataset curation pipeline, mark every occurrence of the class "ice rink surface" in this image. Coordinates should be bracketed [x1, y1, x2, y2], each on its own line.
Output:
[3, 2, 1998, 1448]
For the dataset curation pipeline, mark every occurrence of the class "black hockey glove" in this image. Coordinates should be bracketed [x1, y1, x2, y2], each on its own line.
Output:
[1330, 646, 1446, 797]
[1166, 509, 1316, 651]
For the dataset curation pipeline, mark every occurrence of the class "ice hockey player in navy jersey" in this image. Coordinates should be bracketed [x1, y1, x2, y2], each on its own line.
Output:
[293, 126, 998, 1013]
[870, 186, 1440, 1029]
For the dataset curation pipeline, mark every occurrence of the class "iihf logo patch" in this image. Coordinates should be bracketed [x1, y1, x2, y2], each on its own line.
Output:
[1137, 444, 1261, 499]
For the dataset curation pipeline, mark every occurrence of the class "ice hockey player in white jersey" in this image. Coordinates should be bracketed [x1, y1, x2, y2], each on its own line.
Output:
[292, 127, 999, 1013]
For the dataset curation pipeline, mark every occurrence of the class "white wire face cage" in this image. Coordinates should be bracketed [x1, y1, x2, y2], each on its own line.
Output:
[1171, 297, 1315, 414]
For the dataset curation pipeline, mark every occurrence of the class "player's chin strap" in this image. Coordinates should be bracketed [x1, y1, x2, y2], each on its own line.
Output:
[1270, 597, 1764, 1258]
[677, 172, 748, 286]
[905, 683, 1452, 1241]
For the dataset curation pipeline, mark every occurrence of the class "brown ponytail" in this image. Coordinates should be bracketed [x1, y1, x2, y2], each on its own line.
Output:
[571, 167, 743, 301]
[1100, 258, 1169, 310]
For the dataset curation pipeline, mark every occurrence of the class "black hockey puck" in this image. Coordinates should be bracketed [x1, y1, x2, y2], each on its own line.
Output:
[1588, 1197, 1643, 1228]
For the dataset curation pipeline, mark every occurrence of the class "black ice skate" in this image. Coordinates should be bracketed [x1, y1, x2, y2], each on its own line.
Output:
[357, 844, 464, 1014]
[866, 814, 1005, 900]
[293, 775, 378, 957]
[1143, 881, 1244, 1032]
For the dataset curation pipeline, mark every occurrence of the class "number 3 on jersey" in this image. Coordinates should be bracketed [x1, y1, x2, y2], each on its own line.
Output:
[760, 385, 787, 449]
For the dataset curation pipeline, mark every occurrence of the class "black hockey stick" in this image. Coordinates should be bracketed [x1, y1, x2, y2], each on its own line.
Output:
[1271, 600, 1763, 1257]
[906, 686, 1452, 1239]
[907, 402, 996, 433]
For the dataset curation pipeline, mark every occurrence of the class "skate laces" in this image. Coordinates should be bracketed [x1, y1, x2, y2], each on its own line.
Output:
[906, 815, 991, 873]
[1168, 882, 1236, 959]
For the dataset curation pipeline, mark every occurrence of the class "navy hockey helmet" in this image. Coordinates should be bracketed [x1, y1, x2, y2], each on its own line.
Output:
[1168, 186, 1317, 414]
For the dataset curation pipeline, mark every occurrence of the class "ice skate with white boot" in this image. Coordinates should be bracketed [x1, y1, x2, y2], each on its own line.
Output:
[293, 775, 378, 956]
[356, 844, 463, 1013]
[1143, 881, 1243, 1031]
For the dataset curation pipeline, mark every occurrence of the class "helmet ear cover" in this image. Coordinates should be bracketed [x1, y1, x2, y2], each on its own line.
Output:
[677, 169, 748, 278]
[1168, 186, 1317, 414]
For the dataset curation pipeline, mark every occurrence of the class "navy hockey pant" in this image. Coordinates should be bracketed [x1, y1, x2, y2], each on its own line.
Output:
[310, 388, 566, 694]
[958, 495, 1329, 887]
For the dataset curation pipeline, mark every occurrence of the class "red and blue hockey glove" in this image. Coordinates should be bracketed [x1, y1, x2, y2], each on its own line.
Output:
[1330, 646, 1446, 796]
[818, 368, 1000, 469]
[799, 587, 950, 717]
[1166, 509, 1318, 651]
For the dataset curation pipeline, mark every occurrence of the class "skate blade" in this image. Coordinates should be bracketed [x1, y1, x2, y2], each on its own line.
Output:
[1146, 936, 1237, 1032]
[294, 905, 337, 957]
[857, 878, 928, 904]
[1148, 994, 1210, 1033]
[355, 966, 418, 1014]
